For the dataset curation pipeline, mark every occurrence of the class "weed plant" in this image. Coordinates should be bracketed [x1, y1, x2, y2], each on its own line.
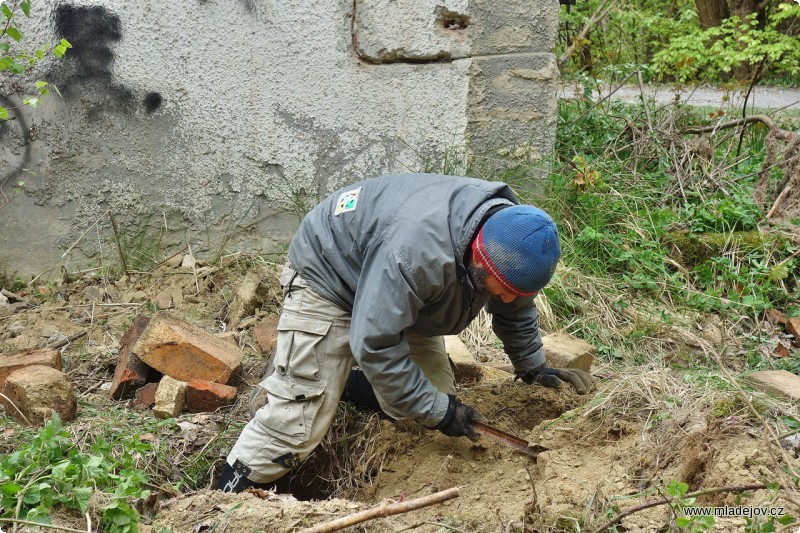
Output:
[0, 413, 151, 532]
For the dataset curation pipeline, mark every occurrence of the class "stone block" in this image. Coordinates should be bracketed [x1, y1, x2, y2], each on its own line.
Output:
[1, 365, 76, 425]
[747, 370, 800, 401]
[444, 335, 511, 385]
[153, 376, 187, 419]
[542, 333, 595, 372]
[0, 348, 62, 389]
[133, 313, 244, 384]
[254, 316, 280, 355]
[110, 315, 153, 400]
[185, 380, 238, 413]
[134, 382, 159, 408]
[226, 270, 270, 329]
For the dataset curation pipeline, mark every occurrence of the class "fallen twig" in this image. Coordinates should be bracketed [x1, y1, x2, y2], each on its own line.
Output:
[591, 483, 770, 533]
[295, 486, 460, 533]
[47, 330, 88, 349]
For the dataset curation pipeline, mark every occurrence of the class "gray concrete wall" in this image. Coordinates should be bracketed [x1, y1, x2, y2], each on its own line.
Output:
[0, 0, 559, 279]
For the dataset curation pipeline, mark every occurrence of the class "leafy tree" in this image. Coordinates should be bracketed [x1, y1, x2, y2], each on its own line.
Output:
[1, 0, 71, 120]
[558, 0, 800, 83]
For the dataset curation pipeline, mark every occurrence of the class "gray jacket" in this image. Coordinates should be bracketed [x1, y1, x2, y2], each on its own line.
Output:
[288, 174, 546, 427]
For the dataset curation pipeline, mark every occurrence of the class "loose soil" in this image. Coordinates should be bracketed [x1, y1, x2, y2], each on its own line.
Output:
[1, 259, 798, 532]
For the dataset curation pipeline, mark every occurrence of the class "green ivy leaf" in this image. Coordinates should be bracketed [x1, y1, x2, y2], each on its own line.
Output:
[675, 516, 691, 528]
[0, 42, 10, 53]
[11, 60, 24, 74]
[2, 4, 13, 19]
[778, 514, 796, 525]
[20, 0, 31, 17]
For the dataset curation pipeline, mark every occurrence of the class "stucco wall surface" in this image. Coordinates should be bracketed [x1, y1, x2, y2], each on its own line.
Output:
[0, 0, 559, 278]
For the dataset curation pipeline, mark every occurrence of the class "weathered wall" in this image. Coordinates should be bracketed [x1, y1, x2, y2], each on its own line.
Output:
[0, 0, 559, 279]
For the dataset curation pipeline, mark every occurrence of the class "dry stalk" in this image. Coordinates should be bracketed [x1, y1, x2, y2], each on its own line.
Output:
[590, 483, 772, 533]
[295, 486, 460, 533]
[0, 391, 31, 425]
[0, 518, 88, 533]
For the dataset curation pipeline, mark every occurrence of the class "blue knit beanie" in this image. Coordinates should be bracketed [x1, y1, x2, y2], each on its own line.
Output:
[472, 205, 561, 296]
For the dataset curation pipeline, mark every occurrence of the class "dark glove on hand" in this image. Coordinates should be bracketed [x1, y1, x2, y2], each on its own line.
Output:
[434, 395, 485, 442]
[517, 365, 595, 394]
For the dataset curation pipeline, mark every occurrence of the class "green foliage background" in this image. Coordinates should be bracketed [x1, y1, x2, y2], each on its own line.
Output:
[559, 0, 800, 85]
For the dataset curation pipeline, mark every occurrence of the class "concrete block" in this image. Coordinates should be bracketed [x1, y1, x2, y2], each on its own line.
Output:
[185, 379, 238, 413]
[110, 315, 153, 400]
[467, 53, 558, 174]
[1, 366, 76, 426]
[542, 333, 595, 372]
[253, 316, 280, 355]
[747, 370, 800, 400]
[0, 348, 62, 389]
[133, 313, 244, 384]
[354, 0, 470, 61]
[134, 382, 159, 408]
[153, 376, 187, 419]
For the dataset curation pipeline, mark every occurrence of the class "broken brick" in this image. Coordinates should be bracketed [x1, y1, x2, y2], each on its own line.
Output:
[153, 376, 187, 419]
[253, 316, 280, 355]
[787, 318, 800, 346]
[133, 313, 244, 384]
[185, 379, 238, 413]
[0, 348, 62, 390]
[109, 315, 152, 400]
[134, 382, 159, 408]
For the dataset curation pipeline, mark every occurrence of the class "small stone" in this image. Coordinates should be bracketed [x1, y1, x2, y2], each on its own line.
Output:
[9, 321, 24, 337]
[181, 255, 196, 269]
[153, 376, 187, 419]
[747, 370, 800, 400]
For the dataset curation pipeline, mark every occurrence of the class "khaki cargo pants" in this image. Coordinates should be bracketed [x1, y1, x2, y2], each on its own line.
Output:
[226, 264, 455, 484]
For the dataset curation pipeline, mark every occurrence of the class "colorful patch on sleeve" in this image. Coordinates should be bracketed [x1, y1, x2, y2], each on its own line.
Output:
[334, 187, 362, 216]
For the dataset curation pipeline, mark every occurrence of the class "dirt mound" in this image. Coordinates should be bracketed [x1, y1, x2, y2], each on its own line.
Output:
[360, 385, 577, 526]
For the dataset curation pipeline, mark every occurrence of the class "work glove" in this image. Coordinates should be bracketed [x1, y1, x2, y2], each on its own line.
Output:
[516, 365, 595, 394]
[434, 395, 485, 442]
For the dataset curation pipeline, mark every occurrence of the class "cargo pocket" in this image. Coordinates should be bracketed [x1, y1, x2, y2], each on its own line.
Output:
[274, 315, 331, 381]
[256, 374, 325, 446]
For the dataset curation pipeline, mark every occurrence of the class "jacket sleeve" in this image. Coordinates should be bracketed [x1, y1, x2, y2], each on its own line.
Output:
[486, 297, 546, 373]
[348, 245, 451, 428]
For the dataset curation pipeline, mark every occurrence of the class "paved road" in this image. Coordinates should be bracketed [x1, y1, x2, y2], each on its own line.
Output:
[559, 83, 800, 111]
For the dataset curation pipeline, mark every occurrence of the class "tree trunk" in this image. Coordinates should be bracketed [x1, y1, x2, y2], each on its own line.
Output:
[694, 0, 729, 28]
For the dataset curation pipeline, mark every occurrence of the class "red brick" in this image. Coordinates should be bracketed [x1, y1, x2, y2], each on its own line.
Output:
[133, 313, 244, 384]
[109, 315, 152, 400]
[0, 348, 62, 390]
[134, 382, 159, 407]
[185, 379, 238, 413]
[253, 316, 279, 355]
